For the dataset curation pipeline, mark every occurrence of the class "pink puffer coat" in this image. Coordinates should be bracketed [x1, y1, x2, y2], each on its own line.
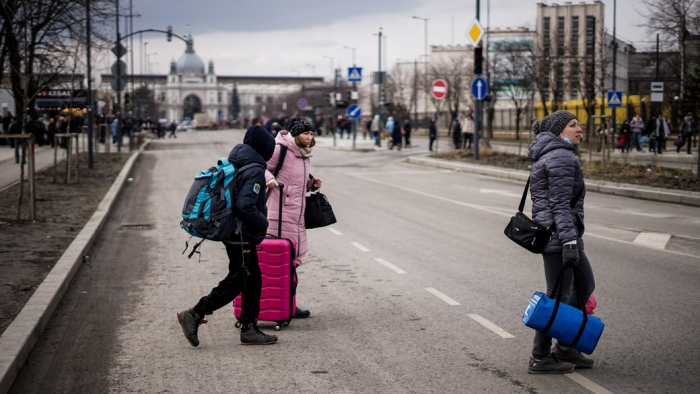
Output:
[265, 132, 313, 264]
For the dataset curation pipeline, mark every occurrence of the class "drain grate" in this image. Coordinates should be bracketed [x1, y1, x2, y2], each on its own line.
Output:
[120, 223, 153, 231]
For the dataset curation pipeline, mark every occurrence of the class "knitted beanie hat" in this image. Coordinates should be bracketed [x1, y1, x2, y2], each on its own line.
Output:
[287, 117, 314, 137]
[532, 110, 577, 136]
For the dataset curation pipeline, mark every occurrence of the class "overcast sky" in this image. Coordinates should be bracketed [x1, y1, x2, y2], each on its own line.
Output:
[108, 0, 654, 80]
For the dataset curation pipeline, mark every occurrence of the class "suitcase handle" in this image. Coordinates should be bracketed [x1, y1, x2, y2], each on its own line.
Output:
[277, 183, 284, 238]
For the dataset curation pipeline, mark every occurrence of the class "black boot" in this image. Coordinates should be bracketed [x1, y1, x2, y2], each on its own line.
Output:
[294, 305, 310, 319]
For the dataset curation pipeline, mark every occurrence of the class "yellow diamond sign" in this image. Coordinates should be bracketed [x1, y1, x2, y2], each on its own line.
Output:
[466, 18, 485, 46]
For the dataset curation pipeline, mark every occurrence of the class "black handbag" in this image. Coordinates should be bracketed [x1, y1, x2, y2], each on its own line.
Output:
[304, 189, 337, 229]
[504, 177, 582, 254]
[273, 144, 337, 229]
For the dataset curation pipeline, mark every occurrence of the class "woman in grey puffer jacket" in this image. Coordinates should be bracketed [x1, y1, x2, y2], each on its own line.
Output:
[526, 111, 596, 375]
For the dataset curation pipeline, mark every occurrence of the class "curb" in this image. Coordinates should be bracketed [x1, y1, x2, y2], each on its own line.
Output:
[407, 156, 700, 207]
[0, 140, 150, 394]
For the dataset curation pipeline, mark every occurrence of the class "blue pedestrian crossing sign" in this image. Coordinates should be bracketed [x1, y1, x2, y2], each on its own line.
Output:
[607, 91, 623, 107]
[348, 67, 363, 82]
[347, 104, 362, 119]
[471, 77, 488, 100]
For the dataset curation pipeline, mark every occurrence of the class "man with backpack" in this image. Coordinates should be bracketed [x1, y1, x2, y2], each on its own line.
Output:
[177, 125, 278, 347]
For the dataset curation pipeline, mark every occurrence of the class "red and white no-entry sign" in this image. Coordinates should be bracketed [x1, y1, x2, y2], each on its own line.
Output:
[431, 79, 448, 100]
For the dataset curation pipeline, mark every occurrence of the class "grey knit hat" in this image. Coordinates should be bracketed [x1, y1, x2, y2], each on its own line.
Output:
[287, 117, 314, 137]
[532, 110, 577, 136]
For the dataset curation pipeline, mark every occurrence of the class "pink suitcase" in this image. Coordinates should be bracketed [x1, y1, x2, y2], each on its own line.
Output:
[233, 184, 297, 331]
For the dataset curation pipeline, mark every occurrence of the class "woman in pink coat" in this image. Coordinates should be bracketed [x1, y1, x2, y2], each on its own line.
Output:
[265, 117, 322, 318]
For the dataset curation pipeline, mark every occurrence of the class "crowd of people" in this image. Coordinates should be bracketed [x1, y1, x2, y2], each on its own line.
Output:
[603, 112, 695, 154]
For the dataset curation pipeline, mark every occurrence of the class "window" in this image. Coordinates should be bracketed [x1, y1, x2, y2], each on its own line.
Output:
[571, 16, 579, 56]
[557, 17, 565, 56]
[543, 17, 551, 56]
[217, 92, 222, 103]
[570, 62, 579, 98]
[585, 16, 595, 56]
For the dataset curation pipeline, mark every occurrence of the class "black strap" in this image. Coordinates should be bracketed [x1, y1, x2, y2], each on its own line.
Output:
[519, 176, 584, 213]
[542, 268, 589, 348]
[273, 144, 288, 177]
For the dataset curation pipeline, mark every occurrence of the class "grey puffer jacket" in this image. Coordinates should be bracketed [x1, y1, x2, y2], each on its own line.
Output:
[527, 132, 586, 253]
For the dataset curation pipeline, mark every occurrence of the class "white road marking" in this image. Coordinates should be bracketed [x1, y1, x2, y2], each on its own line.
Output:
[480, 188, 521, 198]
[374, 258, 407, 274]
[633, 232, 671, 250]
[467, 314, 515, 339]
[425, 288, 461, 305]
[351, 242, 370, 252]
[567, 372, 615, 394]
[327, 227, 343, 235]
[351, 173, 700, 259]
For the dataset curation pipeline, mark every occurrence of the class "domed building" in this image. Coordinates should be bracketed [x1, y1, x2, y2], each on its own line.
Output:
[160, 35, 228, 124]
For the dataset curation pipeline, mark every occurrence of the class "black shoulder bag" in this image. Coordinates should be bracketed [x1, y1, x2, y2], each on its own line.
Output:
[273, 145, 337, 229]
[504, 177, 583, 254]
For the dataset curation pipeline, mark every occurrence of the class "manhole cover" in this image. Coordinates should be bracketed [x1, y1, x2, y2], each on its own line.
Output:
[120, 223, 153, 231]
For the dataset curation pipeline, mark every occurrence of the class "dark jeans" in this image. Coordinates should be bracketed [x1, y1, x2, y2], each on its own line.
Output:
[630, 132, 642, 151]
[532, 250, 595, 358]
[429, 136, 436, 151]
[193, 242, 261, 324]
[404, 131, 411, 147]
[462, 133, 473, 149]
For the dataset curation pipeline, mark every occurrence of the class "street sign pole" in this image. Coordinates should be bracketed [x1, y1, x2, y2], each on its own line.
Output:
[474, 0, 482, 161]
[115, 0, 122, 152]
[86, 0, 94, 169]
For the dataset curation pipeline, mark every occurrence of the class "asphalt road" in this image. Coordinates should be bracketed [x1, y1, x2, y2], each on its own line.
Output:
[10, 130, 700, 393]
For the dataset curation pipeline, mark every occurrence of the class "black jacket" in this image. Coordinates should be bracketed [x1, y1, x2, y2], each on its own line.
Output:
[228, 144, 270, 245]
[527, 132, 586, 253]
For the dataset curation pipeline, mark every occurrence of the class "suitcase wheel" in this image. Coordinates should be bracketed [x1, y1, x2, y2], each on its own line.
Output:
[282, 321, 290, 327]
[235, 322, 241, 329]
[274, 324, 281, 331]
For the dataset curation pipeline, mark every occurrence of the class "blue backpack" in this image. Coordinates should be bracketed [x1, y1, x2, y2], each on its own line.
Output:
[180, 158, 262, 258]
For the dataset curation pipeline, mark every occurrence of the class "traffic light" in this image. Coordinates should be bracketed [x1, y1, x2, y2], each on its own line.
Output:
[124, 93, 132, 106]
[474, 46, 483, 75]
[346, 91, 352, 101]
[327, 93, 335, 106]
[167, 25, 173, 42]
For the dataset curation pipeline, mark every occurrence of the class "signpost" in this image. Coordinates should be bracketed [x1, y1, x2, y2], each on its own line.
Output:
[347, 104, 362, 119]
[297, 98, 308, 110]
[431, 79, 448, 154]
[347, 67, 363, 82]
[651, 82, 664, 103]
[606, 91, 623, 107]
[431, 79, 447, 100]
[465, 18, 485, 46]
[471, 77, 488, 101]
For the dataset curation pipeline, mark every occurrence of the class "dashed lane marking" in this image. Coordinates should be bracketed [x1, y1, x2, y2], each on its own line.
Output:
[633, 232, 671, 250]
[424, 288, 461, 305]
[351, 242, 370, 252]
[327, 228, 343, 235]
[467, 314, 515, 339]
[567, 372, 615, 394]
[351, 173, 700, 259]
[374, 258, 407, 274]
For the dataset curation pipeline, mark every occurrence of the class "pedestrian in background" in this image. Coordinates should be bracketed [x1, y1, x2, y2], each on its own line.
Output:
[618, 119, 631, 153]
[403, 118, 412, 147]
[678, 112, 694, 154]
[363, 117, 372, 140]
[428, 117, 437, 151]
[177, 125, 278, 347]
[371, 114, 381, 147]
[653, 113, 671, 154]
[385, 116, 395, 146]
[527, 110, 595, 374]
[265, 117, 322, 319]
[629, 114, 644, 151]
[168, 120, 177, 138]
[390, 117, 402, 150]
[461, 114, 474, 149]
[451, 118, 462, 150]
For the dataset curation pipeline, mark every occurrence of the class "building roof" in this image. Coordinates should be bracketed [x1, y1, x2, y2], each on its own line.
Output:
[176, 36, 206, 75]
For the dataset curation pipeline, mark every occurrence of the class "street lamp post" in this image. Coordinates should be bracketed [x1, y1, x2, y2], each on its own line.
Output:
[323, 55, 334, 84]
[304, 64, 315, 77]
[344, 45, 358, 148]
[611, 0, 618, 142]
[412, 16, 428, 131]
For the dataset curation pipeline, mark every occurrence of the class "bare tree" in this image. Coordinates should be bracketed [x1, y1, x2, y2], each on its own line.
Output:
[493, 49, 533, 141]
[430, 52, 471, 126]
[383, 65, 415, 121]
[639, 0, 700, 100]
